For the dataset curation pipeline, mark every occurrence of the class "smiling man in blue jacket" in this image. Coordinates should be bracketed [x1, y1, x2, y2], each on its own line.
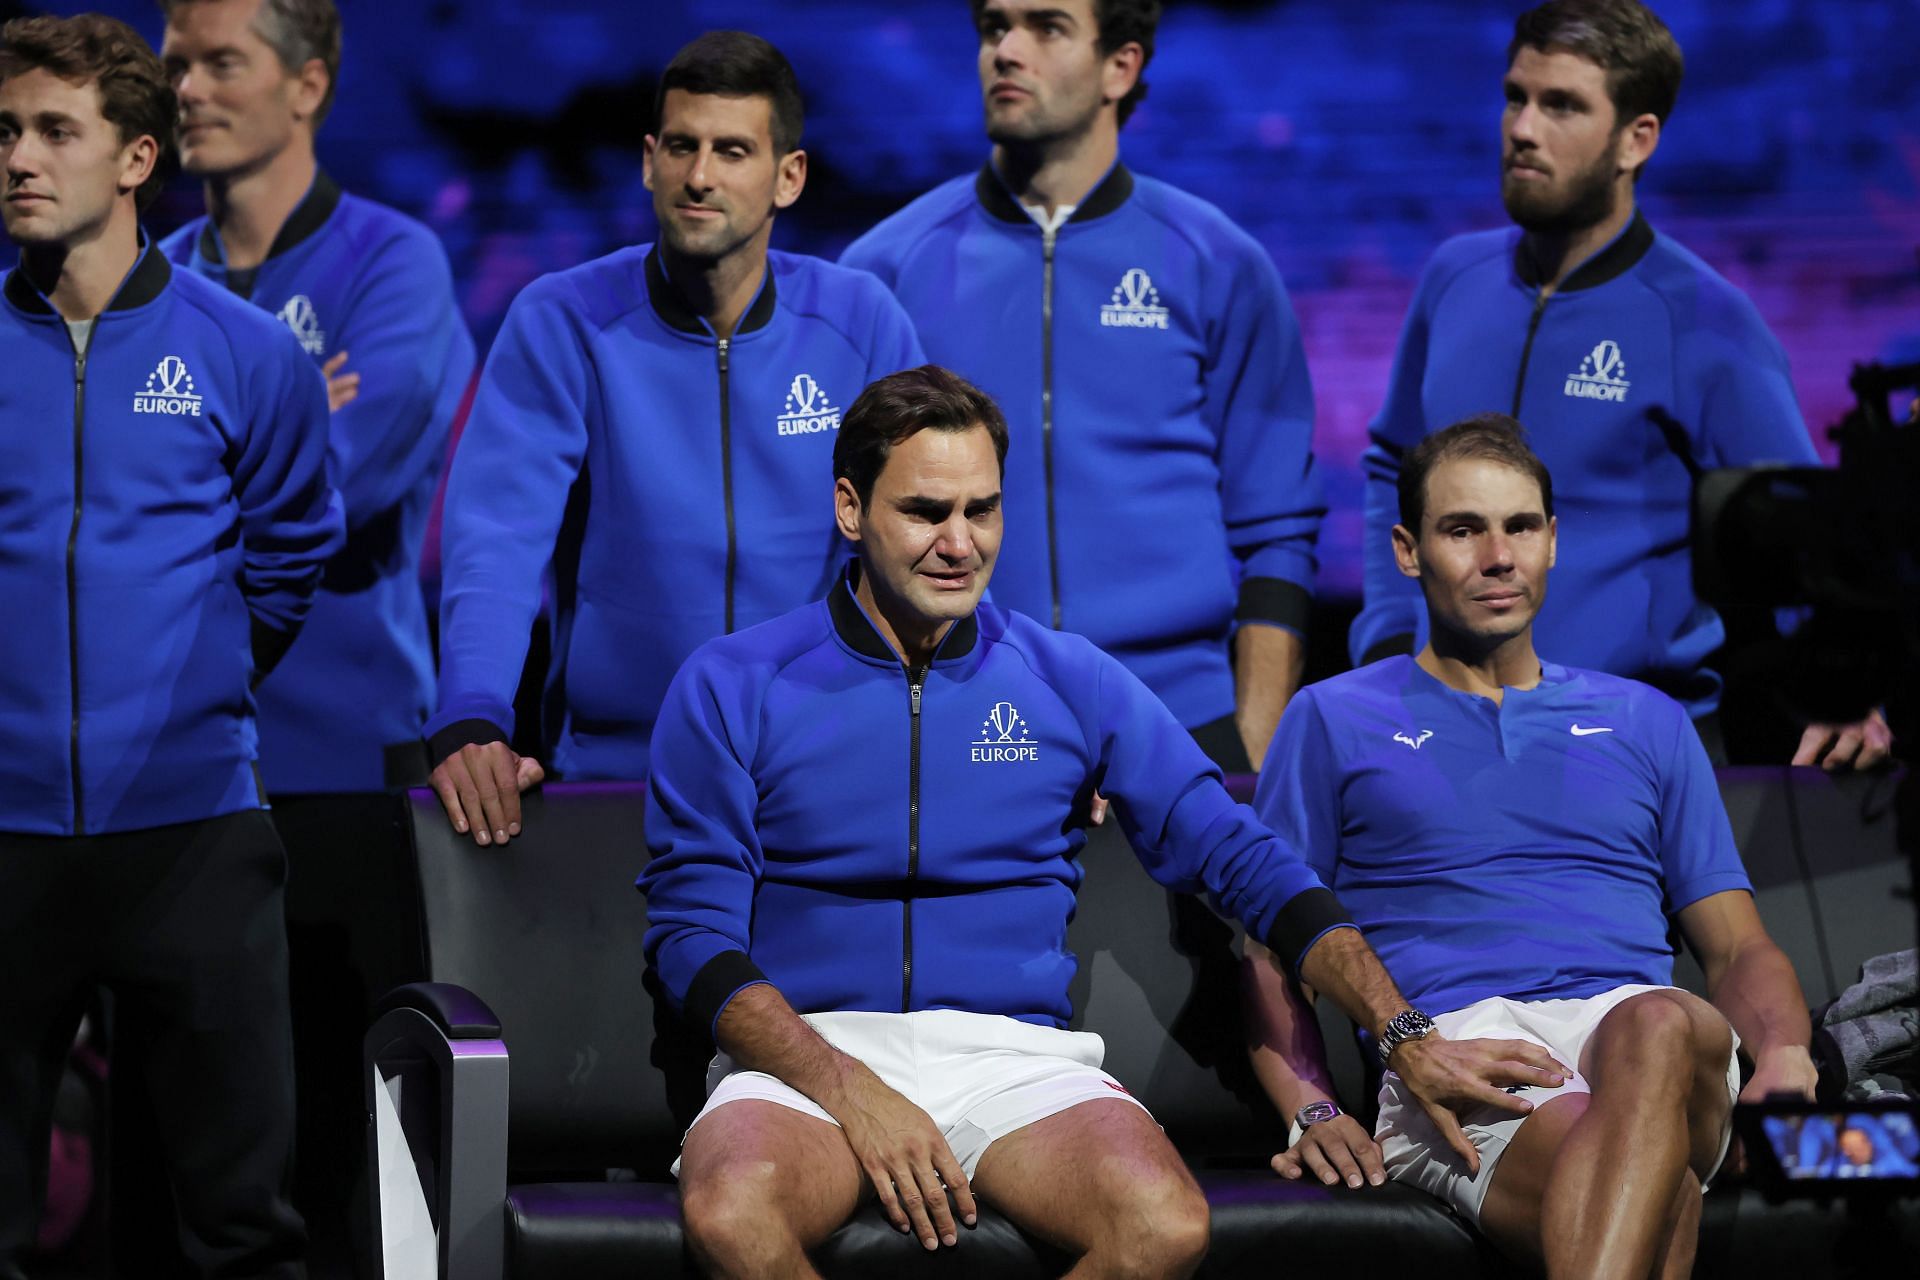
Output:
[0, 15, 340, 1274]
[428, 31, 923, 846]
[642, 366, 1561, 1279]
[158, 0, 475, 793]
[1348, 0, 1889, 770]
[842, 0, 1325, 774]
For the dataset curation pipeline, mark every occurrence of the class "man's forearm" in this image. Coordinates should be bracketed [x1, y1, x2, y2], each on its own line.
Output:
[1244, 941, 1341, 1115]
[1296, 925, 1412, 1043]
[711, 980, 867, 1113]
[1234, 623, 1304, 769]
[1710, 938, 1813, 1064]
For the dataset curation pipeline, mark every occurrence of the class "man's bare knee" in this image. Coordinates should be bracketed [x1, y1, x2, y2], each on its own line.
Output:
[1100, 1167, 1209, 1279]
[682, 1158, 790, 1274]
[1594, 993, 1699, 1082]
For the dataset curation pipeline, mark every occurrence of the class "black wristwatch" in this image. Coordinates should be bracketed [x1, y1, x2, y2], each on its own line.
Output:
[1288, 1099, 1343, 1148]
[1376, 1008, 1436, 1068]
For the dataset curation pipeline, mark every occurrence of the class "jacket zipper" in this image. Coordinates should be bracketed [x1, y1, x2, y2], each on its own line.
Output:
[1040, 229, 1062, 630]
[66, 324, 94, 835]
[903, 665, 925, 1012]
[1510, 288, 1550, 417]
[717, 337, 737, 633]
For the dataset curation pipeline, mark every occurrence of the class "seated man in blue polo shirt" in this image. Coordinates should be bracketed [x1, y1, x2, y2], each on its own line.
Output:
[1244, 415, 1818, 1279]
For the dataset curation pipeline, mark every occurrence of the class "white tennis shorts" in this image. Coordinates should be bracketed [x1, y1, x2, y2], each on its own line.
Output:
[1375, 983, 1741, 1224]
[675, 1008, 1150, 1179]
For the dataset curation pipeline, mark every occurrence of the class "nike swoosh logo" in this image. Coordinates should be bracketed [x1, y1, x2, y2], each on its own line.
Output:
[1570, 725, 1614, 736]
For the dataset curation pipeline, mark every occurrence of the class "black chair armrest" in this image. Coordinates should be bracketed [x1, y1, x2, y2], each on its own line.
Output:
[375, 980, 503, 1039]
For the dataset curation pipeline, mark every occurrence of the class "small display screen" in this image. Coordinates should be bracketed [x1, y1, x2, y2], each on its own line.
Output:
[1760, 1111, 1920, 1181]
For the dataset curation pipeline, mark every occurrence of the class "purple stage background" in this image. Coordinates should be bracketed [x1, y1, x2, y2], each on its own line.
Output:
[15, 0, 1920, 596]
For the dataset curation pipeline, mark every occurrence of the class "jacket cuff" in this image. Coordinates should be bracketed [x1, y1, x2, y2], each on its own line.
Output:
[686, 949, 771, 1039]
[426, 718, 508, 767]
[249, 618, 298, 684]
[1264, 887, 1356, 978]
[1361, 633, 1416, 665]
[1235, 577, 1312, 633]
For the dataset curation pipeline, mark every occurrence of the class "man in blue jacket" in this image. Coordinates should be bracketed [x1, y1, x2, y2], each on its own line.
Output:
[428, 31, 923, 845]
[0, 15, 340, 1274]
[158, 0, 475, 793]
[644, 367, 1562, 1278]
[1248, 417, 1816, 1278]
[1347, 0, 1890, 769]
[843, 0, 1323, 773]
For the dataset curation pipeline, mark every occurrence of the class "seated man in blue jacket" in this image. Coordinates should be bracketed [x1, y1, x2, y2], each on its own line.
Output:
[642, 367, 1561, 1279]
[1245, 416, 1816, 1279]
[0, 15, 340, 1273]
[427, 31, 923, 846]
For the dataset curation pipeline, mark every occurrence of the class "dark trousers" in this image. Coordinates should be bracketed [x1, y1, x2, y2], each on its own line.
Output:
[0, 810, 306, 1279]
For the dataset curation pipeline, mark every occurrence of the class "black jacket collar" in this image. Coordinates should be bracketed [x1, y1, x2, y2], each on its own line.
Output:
[1515, 209, 1654, 292]
[196, 168, 342, 267]
[828, 563, 981, 666]
[644, 244, 778, 337]
[4, 234, 172, 316]
[974, 160, 1135, 227]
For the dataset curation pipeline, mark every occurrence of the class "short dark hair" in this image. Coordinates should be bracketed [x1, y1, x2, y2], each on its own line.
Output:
[655, 30, 804, 155]
[968, 0, 1161, 127]
[1509, 0, 1684, 127]
[0, 14, 176, 210]
[1397, 414, 1555, 532]
[159, 0, 343, 129]
[835, 366, 1011, 508]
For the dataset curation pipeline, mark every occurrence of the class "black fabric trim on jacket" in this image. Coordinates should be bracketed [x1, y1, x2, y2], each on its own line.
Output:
[684, 949, 770, 1036]
[4, 237, 172, 315]
[644, 245, 779, 336]
[973, 161, 1135, 225]
[826, 564, 980, 664]
[1235, 577, 1313, 633]
[1515, 209, 1654, 292]
[1361, 634, 1417, 666]
[195, 168, 343, 266]
[425, 718, 508, 768]
[1264, 887, 1356, 978]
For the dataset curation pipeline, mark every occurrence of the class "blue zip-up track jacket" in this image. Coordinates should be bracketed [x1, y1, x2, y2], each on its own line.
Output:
[0, 242, 342, 835]
[843, 164, 1325, 731]
[641, 575, 1353, 1035]
[1349, 214, 1819, 712]
[165, 172, 475, 791]
[429, 246, 924, 780]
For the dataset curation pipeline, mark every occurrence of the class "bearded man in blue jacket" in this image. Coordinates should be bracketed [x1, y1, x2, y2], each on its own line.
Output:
[159, 0, 475, 793]
[642, 366, 1562, 1279]
[1347, 0, 1890, 770]
[429, 31, 924, 847]
[843, 0, 1324, 774]
[0, 15, 340, 1274]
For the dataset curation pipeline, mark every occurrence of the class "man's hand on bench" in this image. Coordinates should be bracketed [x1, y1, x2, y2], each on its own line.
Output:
[1273, 1113, 1386, 1189]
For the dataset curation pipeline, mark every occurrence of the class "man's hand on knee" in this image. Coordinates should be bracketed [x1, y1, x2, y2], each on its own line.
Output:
[830, 1068, 976, 1251]
[429, 741, 545, 846]
[1272, 1115, 1386, 1189]
[1392, 1034, 1570, 1172]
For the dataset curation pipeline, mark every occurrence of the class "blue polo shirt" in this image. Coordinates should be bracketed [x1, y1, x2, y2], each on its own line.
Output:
[1253, 655, 1751, 1016]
